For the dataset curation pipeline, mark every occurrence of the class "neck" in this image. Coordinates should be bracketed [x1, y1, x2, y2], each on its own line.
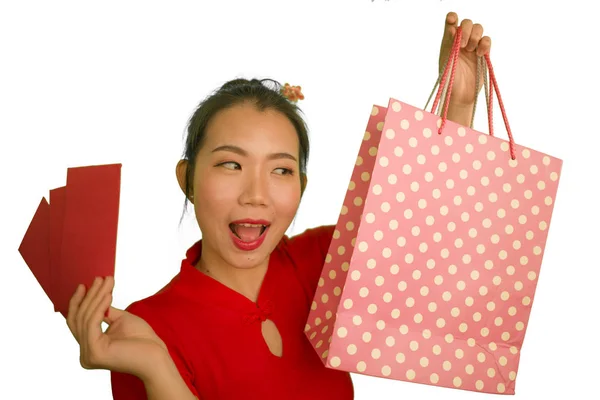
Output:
[195, 244, 269, 303]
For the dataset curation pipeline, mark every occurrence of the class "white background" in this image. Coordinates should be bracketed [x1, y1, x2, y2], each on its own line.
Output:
[2, 0, 598, 399]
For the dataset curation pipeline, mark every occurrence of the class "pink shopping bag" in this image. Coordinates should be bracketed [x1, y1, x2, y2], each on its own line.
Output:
[305, 27, 563, 395]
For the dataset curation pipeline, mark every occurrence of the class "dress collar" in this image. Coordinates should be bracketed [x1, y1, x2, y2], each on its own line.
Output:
[174, 239, 282, 324]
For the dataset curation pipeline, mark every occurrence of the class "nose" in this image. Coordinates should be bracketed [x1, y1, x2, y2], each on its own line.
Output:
[239, 171, 269, 207]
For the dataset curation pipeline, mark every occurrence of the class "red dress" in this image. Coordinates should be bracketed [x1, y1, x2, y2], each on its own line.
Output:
[111, 225, 354, 399]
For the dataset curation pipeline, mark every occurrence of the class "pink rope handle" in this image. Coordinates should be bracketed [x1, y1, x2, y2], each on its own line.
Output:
[484, 53, 516, 160]
[431, 27, 462, 116]
[487, 62, 494, 137]
[431, 27, 517, 160]
[439, 33, 462, 135]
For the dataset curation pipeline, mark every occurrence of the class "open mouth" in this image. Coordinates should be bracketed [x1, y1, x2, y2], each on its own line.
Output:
[229, 222, 268, 241]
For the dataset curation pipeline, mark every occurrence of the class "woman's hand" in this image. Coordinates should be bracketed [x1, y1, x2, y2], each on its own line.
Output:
[67, 276, 168, 382]
[438, 12, 492, 119]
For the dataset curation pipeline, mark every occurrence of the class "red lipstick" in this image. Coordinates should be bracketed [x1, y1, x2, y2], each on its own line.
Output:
[230, 219, 271, 225]
[229, 219, 271, 251]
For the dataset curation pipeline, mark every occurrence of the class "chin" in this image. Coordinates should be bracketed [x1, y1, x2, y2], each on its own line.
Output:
[225, 225, 284, 269]
[224, 244, 271, 270]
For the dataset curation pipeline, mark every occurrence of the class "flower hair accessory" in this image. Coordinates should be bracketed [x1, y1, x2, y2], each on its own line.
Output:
[280, 83, 304, 103]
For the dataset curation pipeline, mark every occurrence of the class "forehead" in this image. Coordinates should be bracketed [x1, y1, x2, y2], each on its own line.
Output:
[203, 102, 299, 153]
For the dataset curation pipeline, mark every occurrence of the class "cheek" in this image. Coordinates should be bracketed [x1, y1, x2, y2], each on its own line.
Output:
[193, 173, 237, 226]
[196, 172, 237, 203]
[271, 182, 302, 218]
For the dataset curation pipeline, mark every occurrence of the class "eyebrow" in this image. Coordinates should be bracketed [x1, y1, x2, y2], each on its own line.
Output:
[211, 145, 298, 162]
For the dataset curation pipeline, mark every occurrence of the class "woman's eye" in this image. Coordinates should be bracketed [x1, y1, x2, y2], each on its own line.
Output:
[220, 162, 240, 170]
[274, 168, 294, 176]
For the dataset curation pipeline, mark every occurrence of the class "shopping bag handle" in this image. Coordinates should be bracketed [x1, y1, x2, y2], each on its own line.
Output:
[425, 32, 487, 130]
[427, 26, 517, 160]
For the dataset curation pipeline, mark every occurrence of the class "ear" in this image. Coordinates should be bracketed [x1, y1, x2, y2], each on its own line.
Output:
[300, 173, 308, 196]
[176, 159, 191, 200]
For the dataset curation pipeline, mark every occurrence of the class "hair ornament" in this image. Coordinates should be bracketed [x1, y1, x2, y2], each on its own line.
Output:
[280, 83, 304, 103]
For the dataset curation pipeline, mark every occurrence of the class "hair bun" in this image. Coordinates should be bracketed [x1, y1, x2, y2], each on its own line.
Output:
[219, 78, 283, 92]
[220, 78, 253, 91]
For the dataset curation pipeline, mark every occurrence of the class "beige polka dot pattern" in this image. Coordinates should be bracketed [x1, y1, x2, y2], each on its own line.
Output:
[305, 101, 562, 395]
[305, 104, 388, 371]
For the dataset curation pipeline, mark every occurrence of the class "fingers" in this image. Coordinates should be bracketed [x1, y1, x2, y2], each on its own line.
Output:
[87, 292, 113, 344]
[444, 12, 492, 56]
[459, 19, 474, 48]
[443, 11, 459, 42]
[67, 284, 85, 341]
[79, 292, 113, 369]
[76, 277, 104, 336]
[476, 36, 492, 57]
[439, 11, 459, 71]
[67, 276, 114, 344]
[82, 277, 114, 334]
[104, 305, 124, 325]
[466, 23, 483, 52]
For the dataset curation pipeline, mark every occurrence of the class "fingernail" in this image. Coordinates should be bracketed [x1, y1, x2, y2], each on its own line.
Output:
[104, 308, 109, 318]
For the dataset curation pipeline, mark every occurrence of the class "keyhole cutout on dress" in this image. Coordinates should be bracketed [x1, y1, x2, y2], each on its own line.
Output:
[261, 319, 283, 357]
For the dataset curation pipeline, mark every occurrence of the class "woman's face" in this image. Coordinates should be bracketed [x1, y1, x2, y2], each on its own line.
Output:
[186, 102, 302, 269]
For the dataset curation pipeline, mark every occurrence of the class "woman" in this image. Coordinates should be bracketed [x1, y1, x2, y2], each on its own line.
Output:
[66, 12, 492, 400]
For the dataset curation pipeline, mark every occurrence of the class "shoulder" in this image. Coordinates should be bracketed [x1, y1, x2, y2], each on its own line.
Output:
[279, 224, 335, 256]
[276, 225, 336, 296]
[123, 277, 192, 337]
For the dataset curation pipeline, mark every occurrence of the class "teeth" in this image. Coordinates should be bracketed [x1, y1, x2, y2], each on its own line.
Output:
[236, 223, 265, 228]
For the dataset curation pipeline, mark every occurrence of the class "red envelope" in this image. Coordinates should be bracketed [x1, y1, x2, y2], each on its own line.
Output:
[18, 198, 53, 307]
[49, 187, 66, 312]
[19, 163, 122, 318]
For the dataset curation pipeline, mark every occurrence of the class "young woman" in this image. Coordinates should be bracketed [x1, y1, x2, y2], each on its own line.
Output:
[66, 12, 492, 400]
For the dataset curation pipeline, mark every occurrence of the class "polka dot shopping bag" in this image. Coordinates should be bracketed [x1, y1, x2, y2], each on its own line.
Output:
[304, 28, 563, 395]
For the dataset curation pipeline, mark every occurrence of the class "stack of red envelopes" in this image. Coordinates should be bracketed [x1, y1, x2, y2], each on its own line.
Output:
[18, 164, 121, 318]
